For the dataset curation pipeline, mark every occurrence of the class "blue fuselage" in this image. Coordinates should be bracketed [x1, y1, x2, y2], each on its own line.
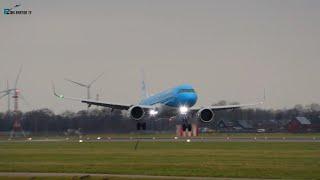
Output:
[139, 84, 197, 108]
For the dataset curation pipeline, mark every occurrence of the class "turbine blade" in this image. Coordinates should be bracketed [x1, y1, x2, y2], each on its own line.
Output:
[19, 93, 32, 109]
[64, 78, 88, 87]
[0, 89, 15, 94]
[89, 72, 104, 86]
[0, 92, 9, 99]
[14, 66, 23, 89]
[0, 90, 9, 94]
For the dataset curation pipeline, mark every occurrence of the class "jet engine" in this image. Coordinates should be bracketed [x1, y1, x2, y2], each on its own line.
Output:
[197, 108, 215, 123]
[128, 106, 145, 120]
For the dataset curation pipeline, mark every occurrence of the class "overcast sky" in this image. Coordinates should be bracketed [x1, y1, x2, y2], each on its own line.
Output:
[0, 0, 320, 113]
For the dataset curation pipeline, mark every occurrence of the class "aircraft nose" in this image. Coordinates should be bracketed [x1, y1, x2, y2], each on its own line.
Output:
[178, 93, 197, 107]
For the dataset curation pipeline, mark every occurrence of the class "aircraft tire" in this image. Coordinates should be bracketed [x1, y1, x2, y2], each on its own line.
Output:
[142, 122, 146, 130]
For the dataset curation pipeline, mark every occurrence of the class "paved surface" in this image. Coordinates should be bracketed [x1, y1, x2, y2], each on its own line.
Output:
[0, 172, 275, 180]
[0, 137, 319, 143]
[91, 137, 320, 142]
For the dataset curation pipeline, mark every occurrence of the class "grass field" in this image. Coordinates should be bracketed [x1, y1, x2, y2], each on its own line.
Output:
[0, 176, 156, 180]
[0, 141, 319, 179]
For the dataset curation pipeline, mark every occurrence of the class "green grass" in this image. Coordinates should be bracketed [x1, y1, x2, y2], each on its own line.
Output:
[0, 176, 155, 180]
[0, 142, 319, 179]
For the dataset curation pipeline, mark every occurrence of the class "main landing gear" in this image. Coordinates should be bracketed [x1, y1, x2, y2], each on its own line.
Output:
[136, 122, 147, 130]
[182, 123, 192, 132]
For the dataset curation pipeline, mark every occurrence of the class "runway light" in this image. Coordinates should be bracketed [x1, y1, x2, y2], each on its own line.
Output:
[59, 94, 64, 99]
[79, 140, 83, 143]
[97, 137, 101, 140]
[179, 106, 188, 115]
[149, 109, 158, 116]
[186, 139, 191, 142]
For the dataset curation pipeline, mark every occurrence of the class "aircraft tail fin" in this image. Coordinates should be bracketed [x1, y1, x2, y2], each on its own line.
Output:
[141, 69, 148, 99]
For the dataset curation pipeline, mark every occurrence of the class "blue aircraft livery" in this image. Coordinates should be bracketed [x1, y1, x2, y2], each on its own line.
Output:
[139, 84, 197, 108]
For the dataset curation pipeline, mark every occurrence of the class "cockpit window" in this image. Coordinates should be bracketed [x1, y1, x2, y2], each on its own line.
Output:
[178, 89, 195, 93]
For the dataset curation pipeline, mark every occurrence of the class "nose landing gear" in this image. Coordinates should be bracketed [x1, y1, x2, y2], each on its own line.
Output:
[176, 115, 198, 137]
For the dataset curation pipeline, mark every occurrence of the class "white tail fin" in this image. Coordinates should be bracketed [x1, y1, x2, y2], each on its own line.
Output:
[141, 69, 148, 99]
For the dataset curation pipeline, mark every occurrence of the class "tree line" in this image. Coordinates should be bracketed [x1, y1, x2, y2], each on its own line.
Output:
[0, 102, 320, 134]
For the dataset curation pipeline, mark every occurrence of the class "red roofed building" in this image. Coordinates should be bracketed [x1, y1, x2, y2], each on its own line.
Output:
[287, 116, 312, 133]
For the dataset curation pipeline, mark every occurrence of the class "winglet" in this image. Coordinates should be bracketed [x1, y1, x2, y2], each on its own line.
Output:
[51, 81, 64, 99]
[141, 68, 149, 99]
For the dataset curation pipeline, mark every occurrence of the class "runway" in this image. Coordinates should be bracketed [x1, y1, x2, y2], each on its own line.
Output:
[84, 137, 320, 142]
[1, 136, 319, 143]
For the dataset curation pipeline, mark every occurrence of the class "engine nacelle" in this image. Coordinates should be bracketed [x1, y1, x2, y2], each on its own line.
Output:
[128, 106, 145, 120]
[197, 108, 215, 123]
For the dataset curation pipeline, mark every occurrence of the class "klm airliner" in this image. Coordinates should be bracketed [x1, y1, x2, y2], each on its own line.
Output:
[53, 80, 264, 130]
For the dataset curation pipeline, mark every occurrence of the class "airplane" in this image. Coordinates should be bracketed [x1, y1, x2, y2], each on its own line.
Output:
[53, 79, 265, 131]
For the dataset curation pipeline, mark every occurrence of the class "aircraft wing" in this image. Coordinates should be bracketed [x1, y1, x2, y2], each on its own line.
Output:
[191, 90, 265, 112]
[52, 83, 152, 110]
[190, 101, 264, 113]
[209, 101, 264, 111]
[81, 99, 131, 110]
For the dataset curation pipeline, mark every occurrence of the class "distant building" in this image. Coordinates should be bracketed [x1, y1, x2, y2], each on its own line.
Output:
[237, 120, 254, 130]
[262, 119, 280, 132]
[217, 119, 235, 131]
[312, 116, 320, 132]
[287, 116, 312, 133]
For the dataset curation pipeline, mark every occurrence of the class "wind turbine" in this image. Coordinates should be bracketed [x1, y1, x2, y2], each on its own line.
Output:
[0, 67, 29, 138]
[65, 72, 104, 100]
[0, 67, 24, 112]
